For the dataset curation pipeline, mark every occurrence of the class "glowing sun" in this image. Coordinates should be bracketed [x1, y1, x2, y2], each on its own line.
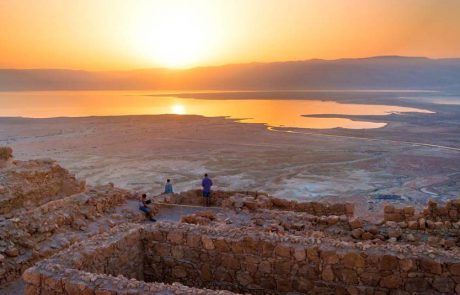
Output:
[171, 104, 186, 114]
[131, 6, 218, 68]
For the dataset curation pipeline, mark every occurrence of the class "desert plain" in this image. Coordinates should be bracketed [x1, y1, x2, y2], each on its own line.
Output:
[1, 91, 459, 219]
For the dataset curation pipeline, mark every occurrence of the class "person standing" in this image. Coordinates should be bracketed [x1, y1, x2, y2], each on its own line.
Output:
[164, 179, 173, 194]
[201, 173, 213, 206]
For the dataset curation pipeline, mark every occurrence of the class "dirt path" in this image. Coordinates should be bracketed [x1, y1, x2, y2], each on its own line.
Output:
[269, 127, 460, 152]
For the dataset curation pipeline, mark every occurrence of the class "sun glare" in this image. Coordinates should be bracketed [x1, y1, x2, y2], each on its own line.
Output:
[131, 5, 219, 68]
[171, 104, 186, 114]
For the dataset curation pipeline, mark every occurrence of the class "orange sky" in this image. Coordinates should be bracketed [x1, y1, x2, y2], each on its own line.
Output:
[1, 0, 459, 70]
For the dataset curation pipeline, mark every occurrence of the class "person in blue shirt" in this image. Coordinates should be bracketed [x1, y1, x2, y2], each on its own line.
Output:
[139, 194, 156, 222]
[201, 173, 213, 206]
[164, 179, 173, 194]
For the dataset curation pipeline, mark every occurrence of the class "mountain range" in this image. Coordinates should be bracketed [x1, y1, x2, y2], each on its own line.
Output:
[1, 56, 459, 91]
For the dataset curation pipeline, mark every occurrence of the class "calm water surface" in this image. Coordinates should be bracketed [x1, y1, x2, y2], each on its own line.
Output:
[0, 91, 432, 129]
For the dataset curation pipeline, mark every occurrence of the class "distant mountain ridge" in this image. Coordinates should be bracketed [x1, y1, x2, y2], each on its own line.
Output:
[1, 56, 460, 91]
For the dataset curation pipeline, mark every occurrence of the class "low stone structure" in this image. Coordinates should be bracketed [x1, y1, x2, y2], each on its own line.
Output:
[384, 199, 460, 224]
[0, 147, 13, 168]
[24, 222, 460, 294]
[0, 150, 142, 286]
[23, 223, 238, 295]
[0, 183, 139, 285]
[164, 190, 354, 217]
[0, 158, 85, 215]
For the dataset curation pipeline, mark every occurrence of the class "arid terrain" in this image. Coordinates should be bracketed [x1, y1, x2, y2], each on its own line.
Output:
[1, 92, 459, 219]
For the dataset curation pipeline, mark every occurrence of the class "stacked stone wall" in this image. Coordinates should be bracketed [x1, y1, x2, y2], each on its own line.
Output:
[23, 224, 238, 295]
[0, 147, 13, 161]
[0, 184, 134, 285]
[143, 222, 460, 294]
[164, 190, 354, 217]
[0, 159, 85, 215]
[384, 199, 460, 224]
[24, 222, 460, 295]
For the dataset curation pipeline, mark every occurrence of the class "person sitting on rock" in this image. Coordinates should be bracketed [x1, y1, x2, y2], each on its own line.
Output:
[164, 179, 173, 194]
[201, 173, 213, 207]
[139, 194, 156, 222]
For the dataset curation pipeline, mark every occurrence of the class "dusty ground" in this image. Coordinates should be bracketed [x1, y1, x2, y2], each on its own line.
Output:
[0, 92, 459, 217]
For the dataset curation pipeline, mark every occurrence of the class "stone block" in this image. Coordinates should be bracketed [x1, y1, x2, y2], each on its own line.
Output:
[321, 265, 334, 281]
[167, 231, 184, 244]
[419, 258, 442, 274]
[405, 278, 429, 292]
[380, 255, 398, 271]
[432, 277, 455, 293]
[321, 250, 339, 265]
[293, 246, 306, 261]
[201, 236, 215, 250]
[380, 274, 402, 289]
[22, 268, 41, 286]
[349, 218, 363, 229]
[274, 244, 291, 257]
[450, 263, 460, 276]
[343, 252, 365, 269]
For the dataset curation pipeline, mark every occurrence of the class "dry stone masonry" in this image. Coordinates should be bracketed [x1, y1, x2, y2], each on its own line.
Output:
[1, 147, 460, 294]
[0, 148, 144, 287]
[24, 222, 460, 294]
[0, 158, 85, 215]
[163, 190, 354, 216]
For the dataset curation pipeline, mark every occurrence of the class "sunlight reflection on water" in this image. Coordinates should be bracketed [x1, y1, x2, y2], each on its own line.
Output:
[0, 91, 433, 129]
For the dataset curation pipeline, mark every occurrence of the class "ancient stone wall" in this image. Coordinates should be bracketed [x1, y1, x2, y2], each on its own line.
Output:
[424, 199, 460, 222]
[384, 199, 460, 224]
[24, 222, 460, 295]
[23, 224, 238, 295]
[164, 190, 354, 216]
[0, 147, 13, 168]
[0, 158, 85, 215]
[143, 222, 460, 294]
[0, 184, 136, 285]
[69, 225, 144, 280]
[0, 147, 13, 161]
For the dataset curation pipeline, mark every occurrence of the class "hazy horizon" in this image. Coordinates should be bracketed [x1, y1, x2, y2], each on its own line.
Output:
[1, 55, 460, 72]
[2, 0, 460, 70]
[2, 56, 459, 91]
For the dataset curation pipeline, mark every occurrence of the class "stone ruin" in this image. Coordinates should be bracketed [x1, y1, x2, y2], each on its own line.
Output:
[0, 146, 13, 168]
[0, 147, 460, 294]
[0, 148, 144, 289]
[23, 222, 460, 294]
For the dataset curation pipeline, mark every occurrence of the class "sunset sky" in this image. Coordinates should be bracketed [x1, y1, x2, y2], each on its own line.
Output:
[1, 0, 459, 70]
